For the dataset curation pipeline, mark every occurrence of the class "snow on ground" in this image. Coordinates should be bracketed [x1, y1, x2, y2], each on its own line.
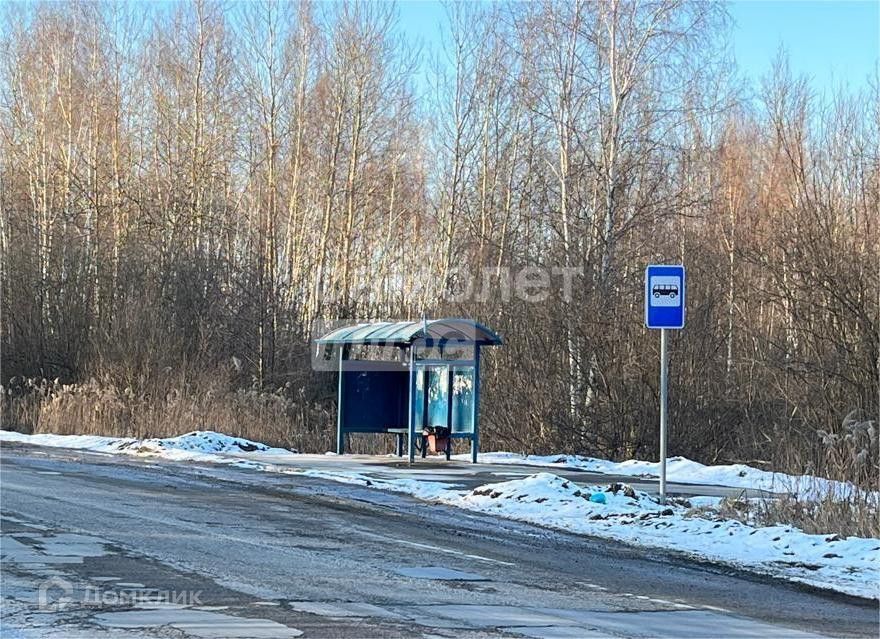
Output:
[2, 430, 878, 599]
[116, 430, 294, 458]
[0, 432, 138, 452]
[459, 452, 869, 501]
[0, 430, 296, 466]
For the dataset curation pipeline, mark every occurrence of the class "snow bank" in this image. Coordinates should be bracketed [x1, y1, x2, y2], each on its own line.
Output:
[462, 452, 869, 501]
[117, 431, 291, 457]
[0, 430, 295, 465]
[0, 431, 137, 451]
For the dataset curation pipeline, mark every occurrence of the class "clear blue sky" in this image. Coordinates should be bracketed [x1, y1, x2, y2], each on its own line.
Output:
[397, 0, 879, 93]
[729, 0, 879, 92]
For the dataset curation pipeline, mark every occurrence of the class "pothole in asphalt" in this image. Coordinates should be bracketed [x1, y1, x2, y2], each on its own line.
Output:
[94, 607, 303, 638]
[443, 580, 497, 593]
[288, 601, 408, 620]
[394, 566, 487, 581]
[2, 531, 109, 565]
[410, 604, 581, 628]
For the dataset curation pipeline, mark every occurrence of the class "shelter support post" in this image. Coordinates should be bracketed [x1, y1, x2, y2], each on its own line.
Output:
[336, 346, 345, 455]
[408, 346, 416, 463]
[471, 346, 481, 463]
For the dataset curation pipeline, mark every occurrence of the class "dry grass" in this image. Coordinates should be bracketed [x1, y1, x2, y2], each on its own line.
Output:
[754, 493, 880, 539]
[1, 376, 409, 456]
[766, 413, 880, 539]
[686, 491, 879, 540]
[1, 376, 338, 454]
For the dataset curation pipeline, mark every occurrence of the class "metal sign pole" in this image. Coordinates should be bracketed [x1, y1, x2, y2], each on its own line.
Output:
[646, 264, 683, 505]
[659, 328, 668, 504]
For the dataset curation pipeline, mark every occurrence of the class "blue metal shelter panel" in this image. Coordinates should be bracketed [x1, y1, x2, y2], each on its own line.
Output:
[342, 370, 408, 432]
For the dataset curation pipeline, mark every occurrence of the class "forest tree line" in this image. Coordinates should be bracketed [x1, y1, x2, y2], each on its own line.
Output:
[1, 1, 877, 486]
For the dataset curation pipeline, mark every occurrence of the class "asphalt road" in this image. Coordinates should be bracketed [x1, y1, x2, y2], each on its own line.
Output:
[1, 443, 876, 638]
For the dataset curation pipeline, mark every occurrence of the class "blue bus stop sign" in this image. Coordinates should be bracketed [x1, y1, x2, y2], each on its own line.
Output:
[645, 265, 685, 329]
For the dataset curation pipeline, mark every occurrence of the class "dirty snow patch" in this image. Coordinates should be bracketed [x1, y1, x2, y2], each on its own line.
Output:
[117, 431, 289, 456]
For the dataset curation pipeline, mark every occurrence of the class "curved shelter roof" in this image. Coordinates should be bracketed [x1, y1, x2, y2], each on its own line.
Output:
[315, 319, 502, 346]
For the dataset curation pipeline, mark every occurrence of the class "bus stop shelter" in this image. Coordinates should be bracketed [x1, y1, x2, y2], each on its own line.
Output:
[315, 319, 502, 463]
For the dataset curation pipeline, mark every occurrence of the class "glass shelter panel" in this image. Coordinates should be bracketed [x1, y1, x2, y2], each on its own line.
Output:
[427, 367, 449, 428]
[413, 365, 450, 429]
[450, 368, 475, 434]
[413, 364, 475, 434]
